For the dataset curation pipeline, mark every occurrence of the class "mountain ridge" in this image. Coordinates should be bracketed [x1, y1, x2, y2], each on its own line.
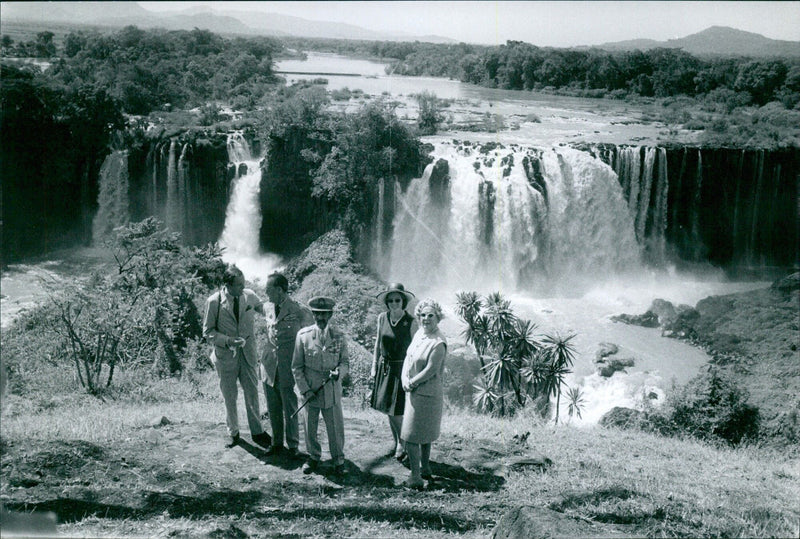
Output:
[599, 25, 800, 57]
[0, 2, 456, 43]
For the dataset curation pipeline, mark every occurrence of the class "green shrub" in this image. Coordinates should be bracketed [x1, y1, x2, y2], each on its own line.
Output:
[660, 366, 760, 445]
[414, 91, 444, 135]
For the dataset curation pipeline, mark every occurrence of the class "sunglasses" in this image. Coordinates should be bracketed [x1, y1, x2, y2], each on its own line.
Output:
[387, 298, 403, 304]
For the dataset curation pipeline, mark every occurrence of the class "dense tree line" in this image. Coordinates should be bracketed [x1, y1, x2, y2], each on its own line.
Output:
[402, 41, 800, 108]
[2, 26, 284, 114]
[287, 37, 800, 109]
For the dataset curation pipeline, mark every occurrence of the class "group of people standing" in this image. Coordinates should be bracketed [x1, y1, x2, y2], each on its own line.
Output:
[202, 265, 446, 488]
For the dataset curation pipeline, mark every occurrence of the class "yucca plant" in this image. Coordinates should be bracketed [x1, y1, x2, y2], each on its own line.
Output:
[566, 386, 587, 424]
[457, 291, 576, 419]
[541, 333, 577, 424]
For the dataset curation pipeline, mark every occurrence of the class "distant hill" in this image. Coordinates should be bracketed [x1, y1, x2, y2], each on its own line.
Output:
[0, 2, 455, 43]
[599, 26, 800, 57]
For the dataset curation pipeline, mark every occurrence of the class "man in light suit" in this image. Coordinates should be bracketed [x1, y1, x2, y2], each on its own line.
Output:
[261, 272, 313, 457]
[203, 265, 272, 448]
[292, 297, 350, 475]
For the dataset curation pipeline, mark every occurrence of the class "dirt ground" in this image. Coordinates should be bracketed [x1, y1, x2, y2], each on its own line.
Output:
[0, 405, 516, 538]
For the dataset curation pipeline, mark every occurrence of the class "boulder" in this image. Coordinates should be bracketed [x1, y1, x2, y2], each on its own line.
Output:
[610, 310, 659, 328]
[151, 415, 171, 428]
[492, 506, 631, 539]
[771, 272, 800, 296]
[595, 342, 619, 363]
[598, 358, 635, 377]
[662, 307, 700, 338]
[599, 407, 645, 429]
[649, 298, 677, 326]
[506, 455, 553, 472]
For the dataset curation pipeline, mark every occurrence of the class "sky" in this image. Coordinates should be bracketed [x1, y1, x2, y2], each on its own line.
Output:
[139, 1, 800, 47]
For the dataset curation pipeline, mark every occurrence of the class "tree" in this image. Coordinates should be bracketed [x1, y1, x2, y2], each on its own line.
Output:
[35, 31, 56, 57]
[734, 60, 788, 105]
[415, 91, 443, 135]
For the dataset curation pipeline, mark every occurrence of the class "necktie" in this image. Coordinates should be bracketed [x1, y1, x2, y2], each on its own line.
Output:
[275, 303, 281, 318]
[233, 296, 240, 324]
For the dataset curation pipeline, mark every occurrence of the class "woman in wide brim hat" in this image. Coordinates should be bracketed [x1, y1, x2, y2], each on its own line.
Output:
[370, 283, 418, 460]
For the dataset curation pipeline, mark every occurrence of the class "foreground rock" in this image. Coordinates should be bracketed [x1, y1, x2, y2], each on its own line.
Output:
[492, 506, 632, 538]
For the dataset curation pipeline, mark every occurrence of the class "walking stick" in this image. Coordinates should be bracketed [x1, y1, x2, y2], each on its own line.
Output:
[291, 373, 333, 419]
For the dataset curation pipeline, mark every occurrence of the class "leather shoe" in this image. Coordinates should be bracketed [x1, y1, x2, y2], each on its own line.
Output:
[286, 447, 302, 459]
[226, 433, 240, 448]
[302, 460, 319, 474]
[401, 479, 424, 490]
[252, 432, 272, 448]
[333, 463, 346, 476]
[265, 445, 283, 456]
[421, 471, 433, 480]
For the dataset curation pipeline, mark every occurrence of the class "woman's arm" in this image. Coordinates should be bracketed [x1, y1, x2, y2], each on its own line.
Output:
[371, 312, 384, 378]
[408, 342, 446, 389]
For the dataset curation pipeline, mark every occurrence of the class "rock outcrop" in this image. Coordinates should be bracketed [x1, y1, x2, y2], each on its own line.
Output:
[492, 506, 631, 539]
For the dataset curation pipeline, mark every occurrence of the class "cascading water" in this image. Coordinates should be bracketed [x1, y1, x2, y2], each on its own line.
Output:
[384, 139, 771, 426]
[389, 141, 641, 292]
[218, 132, 281, 281]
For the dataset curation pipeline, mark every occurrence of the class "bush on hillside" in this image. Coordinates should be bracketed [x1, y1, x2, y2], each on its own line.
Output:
[632, 366, 760, 446]
[1, 219, 225, 397]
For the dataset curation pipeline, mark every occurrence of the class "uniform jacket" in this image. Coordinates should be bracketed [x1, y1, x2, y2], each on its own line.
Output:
[203, 288, 264, 366]
[292, 324, 350, 409]
[261, 297, 313, 388]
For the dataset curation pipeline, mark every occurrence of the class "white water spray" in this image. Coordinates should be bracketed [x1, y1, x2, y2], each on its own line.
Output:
[218, 133, 281, 282]
[389, 142, 641, 292]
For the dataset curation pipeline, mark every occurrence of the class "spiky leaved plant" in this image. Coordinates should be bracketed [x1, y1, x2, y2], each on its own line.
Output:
[457, 291, 568, 418]
[566, 386, 587, 424]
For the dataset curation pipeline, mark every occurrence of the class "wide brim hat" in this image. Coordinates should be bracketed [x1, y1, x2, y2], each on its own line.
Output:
[308, 296, 336, 312]
[376, 282, 415, 305]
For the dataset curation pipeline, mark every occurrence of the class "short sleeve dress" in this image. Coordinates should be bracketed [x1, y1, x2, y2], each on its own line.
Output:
[400, 329, 447, 445]
[370, 311, 415, 416]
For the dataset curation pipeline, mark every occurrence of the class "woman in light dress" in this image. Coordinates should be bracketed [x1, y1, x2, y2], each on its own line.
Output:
[400, 298, 447, 489]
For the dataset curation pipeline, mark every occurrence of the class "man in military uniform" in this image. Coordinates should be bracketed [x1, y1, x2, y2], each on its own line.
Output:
[261, 272, 313, 457]
[203, 265, 272, 448]
[292, 297, 350, 475]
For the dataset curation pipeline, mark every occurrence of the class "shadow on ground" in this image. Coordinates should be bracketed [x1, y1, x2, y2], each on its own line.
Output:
[6, 487, 489, 533]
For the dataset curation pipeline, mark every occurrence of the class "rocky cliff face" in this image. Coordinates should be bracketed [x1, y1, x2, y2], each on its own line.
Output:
[93, 132, 231, 247]
[90, 137, 798, 279]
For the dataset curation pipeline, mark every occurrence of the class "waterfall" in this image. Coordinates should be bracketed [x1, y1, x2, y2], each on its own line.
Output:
[388, 141, 640, 292]
[218, 132, 281, 280]
[92, 151, 130, 242]
[165, 139, 179, 232]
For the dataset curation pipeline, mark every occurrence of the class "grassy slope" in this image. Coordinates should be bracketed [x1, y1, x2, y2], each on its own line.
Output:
[1, 370, 798, 538]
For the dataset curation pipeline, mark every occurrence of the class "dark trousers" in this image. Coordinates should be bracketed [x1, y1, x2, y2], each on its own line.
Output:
[263, 368, 300, 449]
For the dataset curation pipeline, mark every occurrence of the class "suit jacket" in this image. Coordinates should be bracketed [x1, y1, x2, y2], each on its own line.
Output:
[261, 297, 313, 388]
[203, 288, 264, 367]
[292, 324, 350, 409]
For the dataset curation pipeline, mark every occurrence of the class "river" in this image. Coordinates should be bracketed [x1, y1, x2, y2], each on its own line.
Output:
[276, 52, 766, 423]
